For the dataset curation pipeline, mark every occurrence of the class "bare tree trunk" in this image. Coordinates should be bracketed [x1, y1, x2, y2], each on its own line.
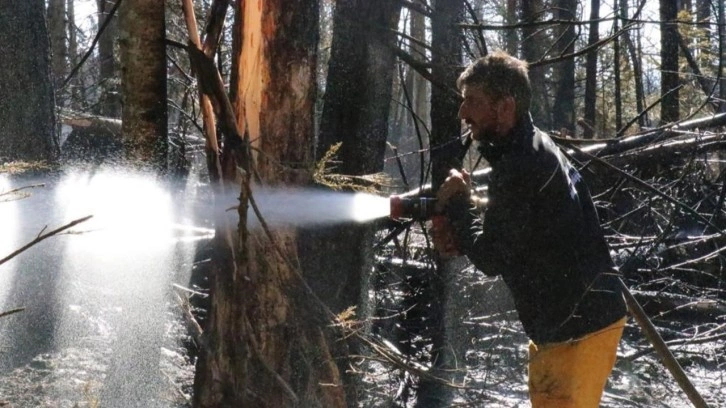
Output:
[661, 0, 681, 123]
[302, 2, 402, 403]
[47, 0, 67, 106]
[583, 0, 600, 138]
[119, 0, 167, 168]
[193, 1, 347, 406]
[718, 0, 726, 112]
[0, 0, 58, 162]
[97, 0, 121, 117]
[67, 0, 81, 110]
[505, 0, 518, 56]
[621, 0, 648, 131]
[551, 0, 577, 134]
[415, 1, 467, 407]
[614, 1, 623, 131]
[521, 0, 550, 127]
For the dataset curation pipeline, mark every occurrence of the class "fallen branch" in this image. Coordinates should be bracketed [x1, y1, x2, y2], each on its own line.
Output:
[0, 308, 24, 319]
[0, 215, 93, 266]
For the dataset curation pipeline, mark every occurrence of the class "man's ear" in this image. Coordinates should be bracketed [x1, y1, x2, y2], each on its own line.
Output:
[497, 96, 516, 119]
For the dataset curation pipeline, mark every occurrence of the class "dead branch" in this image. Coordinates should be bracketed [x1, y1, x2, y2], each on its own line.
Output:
[0, 215, 92, 266]
[59, 109, 122, 136]
[0, 308, 24, 319]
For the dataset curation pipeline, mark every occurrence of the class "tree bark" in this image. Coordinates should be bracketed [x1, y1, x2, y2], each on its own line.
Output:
[621, 0, 648, 132]
[614, 1, 623, 131]
[193, 1, 347, 406]
[521, 0, 550, 128]
[302, 2, 402, 403]
[583, 0, 600, 138]
[415, 1, 467, 407]
[118, 0, 167, 169]
[0, 0, 58, 162]
[47, 0, 67, 106]
[551, 0, 577, 134]
[660, 0, 681, 123]
[97, 0, 121, 117]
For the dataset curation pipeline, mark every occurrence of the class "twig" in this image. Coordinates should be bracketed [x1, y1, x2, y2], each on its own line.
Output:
[61, 0, 122, 89]
[0, 308, 25, 319]
[0, 215, 93, 266]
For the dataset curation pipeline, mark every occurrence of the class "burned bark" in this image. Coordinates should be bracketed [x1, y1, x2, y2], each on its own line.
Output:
[0, 0, 58, 163]
[118, 0, 168, 169]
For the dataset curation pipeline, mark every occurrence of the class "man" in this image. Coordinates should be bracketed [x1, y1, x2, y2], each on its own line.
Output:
[434, 50, 628, 407]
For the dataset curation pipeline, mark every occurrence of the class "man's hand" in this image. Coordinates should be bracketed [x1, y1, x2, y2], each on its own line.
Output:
[430, 215, 460, 258]
[435, 169, 472, 213]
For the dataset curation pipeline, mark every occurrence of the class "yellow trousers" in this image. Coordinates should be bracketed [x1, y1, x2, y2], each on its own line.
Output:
[528, 317, 626, 408]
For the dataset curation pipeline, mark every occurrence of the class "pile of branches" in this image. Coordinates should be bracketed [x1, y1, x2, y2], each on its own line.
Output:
[558, 113, 726, 320]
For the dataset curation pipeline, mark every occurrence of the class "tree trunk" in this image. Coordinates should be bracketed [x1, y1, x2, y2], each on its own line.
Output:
[97, 0, 121, 117]
[621, 0, 648, 132]
[718, 0, 726, 112]
[551, 0, 577, 134]
[661, 0, 681, 123]
[193, 1, 347, 406]
[67, 0, 82, 110]
[415, 1, 467, 407]
[302, 2, 402, 403]
[0, 0, 58, 162]
[583, 0, 600, 139]
[505, 0, 518, 56]
[521, 0, 550, 128]
[118, 0, 167, 169]
[614, 1, 623, 131]
[47, 0, 67, 106]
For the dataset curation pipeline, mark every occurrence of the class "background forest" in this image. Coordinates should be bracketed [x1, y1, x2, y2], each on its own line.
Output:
[0, 0, 725, 407]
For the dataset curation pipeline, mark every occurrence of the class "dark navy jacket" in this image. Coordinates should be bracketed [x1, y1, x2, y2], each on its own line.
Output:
[446, 114, 627, 344]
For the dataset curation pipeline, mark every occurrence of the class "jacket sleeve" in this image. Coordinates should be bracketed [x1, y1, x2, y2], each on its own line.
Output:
[445, 196, 512, 276]
[445, 163, 539, 277]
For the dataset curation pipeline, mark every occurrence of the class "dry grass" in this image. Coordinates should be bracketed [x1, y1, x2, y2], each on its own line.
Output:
[0, 160, 52, 175]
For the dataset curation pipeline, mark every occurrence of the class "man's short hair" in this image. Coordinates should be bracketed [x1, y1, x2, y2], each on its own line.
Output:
[457, 50, 532, 119]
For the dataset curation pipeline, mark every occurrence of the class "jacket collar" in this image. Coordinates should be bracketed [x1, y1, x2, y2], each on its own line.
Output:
[478, 113, 535, 163]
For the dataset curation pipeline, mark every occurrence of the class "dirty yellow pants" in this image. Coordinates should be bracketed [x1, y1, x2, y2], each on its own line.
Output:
[528, 317, 626, 408]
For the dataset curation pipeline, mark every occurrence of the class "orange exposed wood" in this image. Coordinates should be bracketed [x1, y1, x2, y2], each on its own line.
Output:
[181, 0, 221, 181]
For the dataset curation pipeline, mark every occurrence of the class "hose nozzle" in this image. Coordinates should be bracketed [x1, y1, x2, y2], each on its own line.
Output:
[389, 195, 438, 220]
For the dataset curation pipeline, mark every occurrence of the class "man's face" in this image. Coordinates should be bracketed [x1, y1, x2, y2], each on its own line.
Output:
[458, 85, 501, 142]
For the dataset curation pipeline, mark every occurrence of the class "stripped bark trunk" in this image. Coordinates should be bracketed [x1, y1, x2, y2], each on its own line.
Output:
[192, 1, 347, 406]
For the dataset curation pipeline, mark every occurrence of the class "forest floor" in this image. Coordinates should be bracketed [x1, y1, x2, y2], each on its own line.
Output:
[0, 234, 723, 407]
[361, 229, 726, 408]
[0, 305, 194, 408]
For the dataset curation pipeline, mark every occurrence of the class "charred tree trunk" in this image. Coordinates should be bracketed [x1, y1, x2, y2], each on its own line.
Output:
[621, 0, 648, 131]
[661, 0, 681, 123]
[505, 0, 519, 56]
[583, 0, 600, 138]
[67, 0, 82, 110]
[521, 0, 550, 128]
[614, 1, 623, 131]
[415, 1, 467, 407]
[193, 1, 347, 407]
[47, 0, 67, 106]
[0, 0, 58, 162]
[97, 0, 121, 117]
[302, 2, 402, 402]
[551, 0, 577, 134]
[119, 0, 167, 169]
